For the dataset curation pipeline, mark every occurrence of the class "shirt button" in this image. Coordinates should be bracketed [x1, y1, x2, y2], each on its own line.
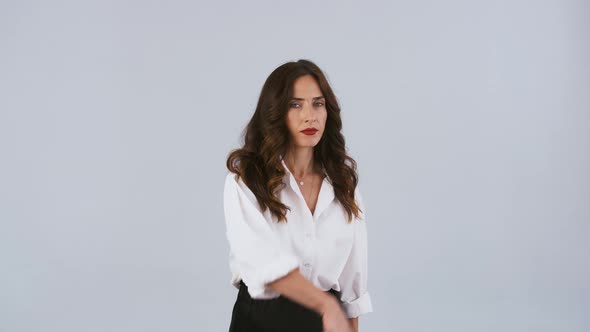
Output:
[303, 263, 311, 268]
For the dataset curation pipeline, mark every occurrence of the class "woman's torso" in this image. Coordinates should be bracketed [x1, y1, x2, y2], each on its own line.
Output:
[228, 159, 356, 298]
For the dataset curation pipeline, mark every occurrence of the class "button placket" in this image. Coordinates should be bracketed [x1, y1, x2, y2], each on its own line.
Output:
[300, 227, 315, 277]
[280, 158, 322, 279]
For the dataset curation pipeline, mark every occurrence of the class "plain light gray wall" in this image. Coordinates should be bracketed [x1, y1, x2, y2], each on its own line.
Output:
[1, 0, 588, 331]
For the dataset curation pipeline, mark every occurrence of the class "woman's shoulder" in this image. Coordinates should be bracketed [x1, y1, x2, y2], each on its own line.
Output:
[224, 170, 237, 183]
[224, 171, 261, 210]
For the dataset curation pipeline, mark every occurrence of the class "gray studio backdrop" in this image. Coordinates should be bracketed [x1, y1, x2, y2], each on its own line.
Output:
[1, 0, 588, 331]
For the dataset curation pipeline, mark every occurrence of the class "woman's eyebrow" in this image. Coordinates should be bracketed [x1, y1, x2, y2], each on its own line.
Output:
[291, 96, 325, 101]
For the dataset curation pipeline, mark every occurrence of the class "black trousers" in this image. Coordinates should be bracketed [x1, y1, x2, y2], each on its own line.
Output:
[228, 280, 342, 332]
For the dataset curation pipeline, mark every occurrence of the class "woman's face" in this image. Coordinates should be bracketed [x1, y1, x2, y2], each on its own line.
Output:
[285, 75, 328, 149]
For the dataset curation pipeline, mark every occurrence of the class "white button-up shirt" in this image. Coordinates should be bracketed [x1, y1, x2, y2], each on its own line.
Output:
[222, 157, 373, 318]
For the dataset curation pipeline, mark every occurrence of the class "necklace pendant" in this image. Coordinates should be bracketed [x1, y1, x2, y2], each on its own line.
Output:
[300, 181, 304, 186]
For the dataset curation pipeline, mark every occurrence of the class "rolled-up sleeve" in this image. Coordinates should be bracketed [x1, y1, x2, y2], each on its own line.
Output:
[223, 172, 300, 298]
[338, 186, 373, 318]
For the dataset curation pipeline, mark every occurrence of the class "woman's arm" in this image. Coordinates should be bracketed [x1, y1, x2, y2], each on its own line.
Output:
[267, 269, 353, 332]
[266, 268, 337, 314]
[224, 172, 301, 297]
[265, 269, 354, 332]
[338, 187, 373, 318]
[349, 317, 358, 332]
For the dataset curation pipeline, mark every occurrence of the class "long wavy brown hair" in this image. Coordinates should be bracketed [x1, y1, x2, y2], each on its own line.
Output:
[226, 59, 362, 223]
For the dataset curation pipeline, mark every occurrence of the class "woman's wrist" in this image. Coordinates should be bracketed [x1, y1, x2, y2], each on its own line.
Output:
[318, 294, 341, 316]
[267, 269, 341, 316]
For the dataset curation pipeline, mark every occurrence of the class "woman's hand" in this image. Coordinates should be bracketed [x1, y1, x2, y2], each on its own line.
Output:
[265, 269, 355, 331]
[319, 297, 354, 332]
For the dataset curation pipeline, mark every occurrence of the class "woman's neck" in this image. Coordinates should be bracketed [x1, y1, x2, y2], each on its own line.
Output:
[283, 148, 318, 179]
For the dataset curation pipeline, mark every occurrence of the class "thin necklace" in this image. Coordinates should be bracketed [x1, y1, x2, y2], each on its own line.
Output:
[296, 172, 315, 206]
[301, 175, 315, 205]
[290, 155, 316, 204]
[290, 154, 316, 186]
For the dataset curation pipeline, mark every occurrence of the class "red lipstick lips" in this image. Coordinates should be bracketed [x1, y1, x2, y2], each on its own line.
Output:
[300, 128, 318, 135]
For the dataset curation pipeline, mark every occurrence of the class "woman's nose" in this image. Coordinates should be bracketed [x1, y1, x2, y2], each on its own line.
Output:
[303, 107, 316, 120]
[305, 117, 317, 124]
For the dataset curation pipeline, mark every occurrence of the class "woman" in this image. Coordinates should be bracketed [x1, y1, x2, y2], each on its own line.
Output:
[223, 59, 372, 332]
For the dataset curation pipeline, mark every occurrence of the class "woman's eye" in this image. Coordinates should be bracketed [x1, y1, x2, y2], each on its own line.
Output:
[290, 102, 324, 108]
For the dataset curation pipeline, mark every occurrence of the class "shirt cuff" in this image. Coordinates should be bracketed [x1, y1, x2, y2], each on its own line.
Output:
[341, 291, 373, 318]
[243, 252, 300, 298]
